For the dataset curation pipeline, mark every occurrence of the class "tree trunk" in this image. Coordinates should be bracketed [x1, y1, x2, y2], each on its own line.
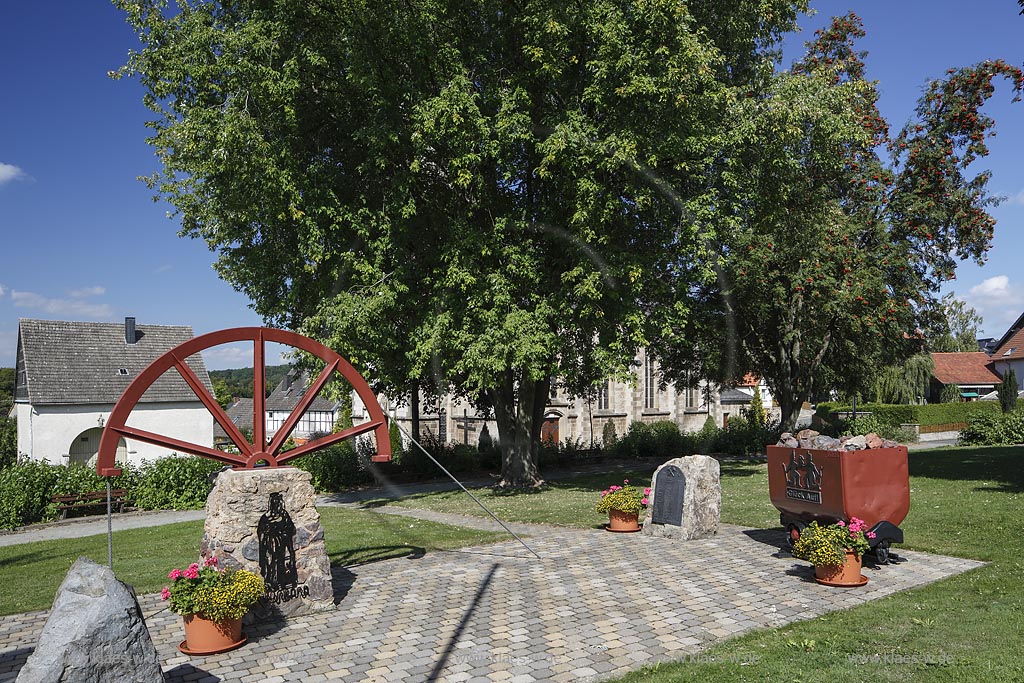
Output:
[410, 382, 421, 441]
[489, 370, 548, 489]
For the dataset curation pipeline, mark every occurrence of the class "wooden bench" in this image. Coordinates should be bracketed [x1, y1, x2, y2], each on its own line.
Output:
[51, 489, 133, 520]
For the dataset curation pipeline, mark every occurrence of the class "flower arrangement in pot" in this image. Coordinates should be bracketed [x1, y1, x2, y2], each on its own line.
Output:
[792, 517, 874, 587]
[162, 556, 265, 654]
[596, 479, 651, 532]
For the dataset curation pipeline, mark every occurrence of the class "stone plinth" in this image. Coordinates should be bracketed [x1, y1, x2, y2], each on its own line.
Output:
[201, 467, 334, 619]
[642, 455, 720, 540]
[16, 557, 163, 683]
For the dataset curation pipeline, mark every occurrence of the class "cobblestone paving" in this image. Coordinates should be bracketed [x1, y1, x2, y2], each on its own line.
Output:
[0, 516, 983, 683]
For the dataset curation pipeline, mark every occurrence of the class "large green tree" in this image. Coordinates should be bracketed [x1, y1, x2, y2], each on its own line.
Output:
[116, 0, 806, 487]
[656, 13, 1021, 429]
[922, 292, 984, 352]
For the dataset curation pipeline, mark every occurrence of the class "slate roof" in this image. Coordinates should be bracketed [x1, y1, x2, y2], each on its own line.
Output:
[930, 352, 1002, 387]
[719, 388, 754, 405]
[214, 397, 254, 441]
[265, 369, 337, 413]
[16, 318, 213, 406]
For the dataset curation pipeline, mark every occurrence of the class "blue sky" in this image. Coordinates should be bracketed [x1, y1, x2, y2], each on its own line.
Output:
[1, 1, 1022, 370]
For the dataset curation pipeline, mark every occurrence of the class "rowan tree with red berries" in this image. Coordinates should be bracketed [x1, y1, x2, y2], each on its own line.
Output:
[656, 13, 1022, 429]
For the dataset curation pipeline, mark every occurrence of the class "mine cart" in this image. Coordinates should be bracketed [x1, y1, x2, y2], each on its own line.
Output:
[766, 445, 910, 564]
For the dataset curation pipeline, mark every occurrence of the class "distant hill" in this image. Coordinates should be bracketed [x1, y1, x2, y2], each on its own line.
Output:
[209, 365, 290, 399]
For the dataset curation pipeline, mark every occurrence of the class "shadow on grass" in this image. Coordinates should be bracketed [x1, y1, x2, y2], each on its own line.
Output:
[909, 446, 1024, 493]
[719, 462, 766, 478]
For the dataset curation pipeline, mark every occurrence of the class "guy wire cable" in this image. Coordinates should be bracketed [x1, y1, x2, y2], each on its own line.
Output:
[389, 412, 541, 560]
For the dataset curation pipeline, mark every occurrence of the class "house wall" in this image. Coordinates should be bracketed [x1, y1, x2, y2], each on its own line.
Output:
[16, 401, 213, 466]
[992, 358, 1024, 386]
[266, 409, 336, 439]
[358, 353, 727, 450]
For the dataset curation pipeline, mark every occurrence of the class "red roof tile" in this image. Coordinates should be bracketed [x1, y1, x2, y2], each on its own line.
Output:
[930, 352, 1001, 386]
[992, 326, 1024, 362]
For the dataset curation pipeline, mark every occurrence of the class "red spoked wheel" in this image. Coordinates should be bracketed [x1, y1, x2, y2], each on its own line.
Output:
[96, 327, 391, 477]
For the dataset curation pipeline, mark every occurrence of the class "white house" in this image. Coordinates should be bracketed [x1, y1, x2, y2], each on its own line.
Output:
[265, 369, 339, 440]
[12, 318, 214, 466]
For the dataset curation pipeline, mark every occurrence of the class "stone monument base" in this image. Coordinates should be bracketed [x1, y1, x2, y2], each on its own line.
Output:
[201, 467, 334, 619]
[642, 455, 720, 540]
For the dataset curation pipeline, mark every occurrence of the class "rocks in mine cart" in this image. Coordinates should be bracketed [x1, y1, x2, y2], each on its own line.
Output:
[777, 433, 799, 448]
[865, 432, 883, 449]
[842, 435, 867, 450]
[812, 435, 840, 450]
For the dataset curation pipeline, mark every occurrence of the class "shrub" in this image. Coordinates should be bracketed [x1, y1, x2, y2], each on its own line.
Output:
[0, 460, 60, 529]
[131, 456, 225, 510]
[715, 416, 782, 456]
[50, 463, 138, 498]
[0, 416, 17, 470]
[610, 421, 655, 459]
[601, 420, 618, 447]
[958, 413, 1008, 446]
[293, 440, 373, 492]
[747, 390, 767, 427]
[940, 383, 962, 403]
[650, 421, 684, 459]
[999, 369, 1019, 414]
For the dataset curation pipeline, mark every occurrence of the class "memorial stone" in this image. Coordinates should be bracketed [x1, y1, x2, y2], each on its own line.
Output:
[201, 467, 334, 619]
[642, 455, 720, 540]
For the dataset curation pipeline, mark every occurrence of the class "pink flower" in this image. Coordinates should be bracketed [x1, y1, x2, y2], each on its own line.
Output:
[836, 520, 845, 527]
[188, 562, 199, 572]
[644, 488, 651, 496]
[623, 479, 629, 484]
[160, 587, 170, 601]
[204, 556, 218, 567]
[867, 531, 876, 539]
[168, 569, 182, 580]
[641, 497, 649, 505]
[183, 567, 199, 579]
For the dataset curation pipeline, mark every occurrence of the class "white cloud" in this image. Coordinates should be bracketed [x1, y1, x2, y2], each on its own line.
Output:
[0, 162, 26, 185]
[201, 343, 285, 371]
[68, 286, 106, 298]
[962, 275, 1024, 335]
[0, 284, 6, 298]
[1004, 190, 1024, 206]
[11, 289, 114, 319]
[154, 265, 173, 274]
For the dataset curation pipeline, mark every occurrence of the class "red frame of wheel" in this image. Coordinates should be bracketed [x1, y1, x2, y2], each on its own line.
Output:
[95, 327, 391, 477]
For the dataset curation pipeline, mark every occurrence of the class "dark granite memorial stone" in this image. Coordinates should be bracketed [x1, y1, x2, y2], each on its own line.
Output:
[651, 465, 685, 526]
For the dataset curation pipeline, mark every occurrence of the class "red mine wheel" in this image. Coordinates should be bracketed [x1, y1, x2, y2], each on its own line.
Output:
[96, 327, 391, 477]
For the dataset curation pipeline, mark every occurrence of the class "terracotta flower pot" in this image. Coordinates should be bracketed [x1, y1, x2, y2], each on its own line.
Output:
[814, 550, 868, 587]
[179, 613, 247, 655]
[607, 509, 641, 532]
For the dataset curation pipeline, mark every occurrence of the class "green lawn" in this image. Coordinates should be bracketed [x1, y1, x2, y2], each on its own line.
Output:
[369, 460, 779, 529]
[376, 447, 1024, 682]
[0, 507, 502, 616]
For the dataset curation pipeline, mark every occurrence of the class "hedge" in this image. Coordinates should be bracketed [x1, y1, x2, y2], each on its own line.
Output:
[814, 400, 1024, 430]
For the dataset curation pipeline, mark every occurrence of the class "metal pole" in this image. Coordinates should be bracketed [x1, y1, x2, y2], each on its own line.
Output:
[106, 478, 114, 570]
[390, 414, 541, 560]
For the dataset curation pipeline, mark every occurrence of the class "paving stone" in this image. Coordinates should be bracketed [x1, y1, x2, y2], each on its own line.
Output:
[0, 514, 983, 683]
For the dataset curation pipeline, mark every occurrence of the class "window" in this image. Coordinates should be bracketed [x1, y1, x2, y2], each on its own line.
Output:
[686, 387, 699, 409]
[644, 356, 657, 410]
[117, 368, 130, 376]
[597, 380, 610, 411]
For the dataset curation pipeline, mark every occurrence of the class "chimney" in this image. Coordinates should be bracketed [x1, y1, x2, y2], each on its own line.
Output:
[125, 317, 137, 345]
